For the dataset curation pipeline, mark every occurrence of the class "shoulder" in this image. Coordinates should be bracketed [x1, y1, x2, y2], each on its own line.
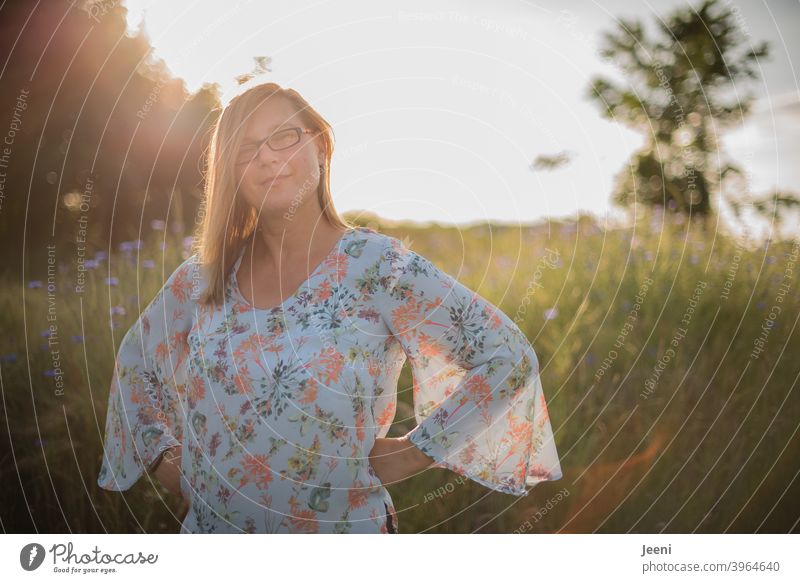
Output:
[350, 225, 415, 252]
[348, 228, 440, 291]
[345, 226, 394, 260]
[345, 226, 415, 266]
[163, 253, 203, 305]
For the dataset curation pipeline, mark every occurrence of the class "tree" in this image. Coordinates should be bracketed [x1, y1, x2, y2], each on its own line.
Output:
[586, 0, 771, 227]
[0, 0, 221, 272]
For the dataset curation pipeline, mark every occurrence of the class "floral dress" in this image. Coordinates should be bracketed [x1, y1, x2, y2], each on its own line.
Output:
[97, 226, 563, 533]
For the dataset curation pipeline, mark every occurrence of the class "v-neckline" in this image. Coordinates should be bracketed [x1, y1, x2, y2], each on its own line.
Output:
[231, 227, 356, 312]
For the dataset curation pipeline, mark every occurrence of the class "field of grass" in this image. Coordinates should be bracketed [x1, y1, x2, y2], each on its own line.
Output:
[2, 212, 798, 533]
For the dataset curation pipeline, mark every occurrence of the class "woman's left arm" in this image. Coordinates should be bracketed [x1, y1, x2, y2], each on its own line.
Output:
[369, 435, 434, 485]
[374, 236, 563, 496]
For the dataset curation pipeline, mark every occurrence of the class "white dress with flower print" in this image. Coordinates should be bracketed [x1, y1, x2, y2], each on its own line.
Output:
[97, 226, 563, 533]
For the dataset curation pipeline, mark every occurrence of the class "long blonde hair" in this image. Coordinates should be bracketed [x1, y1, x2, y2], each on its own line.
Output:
[194, 82, 351, 306]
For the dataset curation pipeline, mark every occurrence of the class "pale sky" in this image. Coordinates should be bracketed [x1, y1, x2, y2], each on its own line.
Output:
[121, 0, 800, 239]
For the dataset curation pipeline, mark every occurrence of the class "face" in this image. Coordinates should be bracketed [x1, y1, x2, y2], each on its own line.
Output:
[233, 98, 324, 220]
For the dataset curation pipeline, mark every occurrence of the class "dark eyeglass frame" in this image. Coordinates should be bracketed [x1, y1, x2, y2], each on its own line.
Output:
[236, 127, 318, 165]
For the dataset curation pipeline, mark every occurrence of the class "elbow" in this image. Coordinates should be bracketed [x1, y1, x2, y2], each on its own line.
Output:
[522, 342, 539, 373]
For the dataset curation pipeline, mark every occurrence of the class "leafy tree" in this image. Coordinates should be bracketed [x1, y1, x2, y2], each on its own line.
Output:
[0, 0, 221, 272]
[586, 0, 773, 226]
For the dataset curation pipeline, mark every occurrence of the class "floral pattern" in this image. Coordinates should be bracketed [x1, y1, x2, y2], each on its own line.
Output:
[97, 226, 562, 533]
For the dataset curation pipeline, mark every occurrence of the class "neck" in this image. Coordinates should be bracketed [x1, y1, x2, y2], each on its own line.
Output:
[251, 204, 344, 266]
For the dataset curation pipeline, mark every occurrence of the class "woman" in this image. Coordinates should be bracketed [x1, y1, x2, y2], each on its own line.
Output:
[97, 82, 563, 533]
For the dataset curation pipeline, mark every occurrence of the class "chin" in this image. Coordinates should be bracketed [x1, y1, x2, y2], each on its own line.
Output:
[248, 189, 297, 215]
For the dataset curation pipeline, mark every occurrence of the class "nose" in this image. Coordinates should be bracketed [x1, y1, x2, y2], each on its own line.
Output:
[255, 143, 278, 165]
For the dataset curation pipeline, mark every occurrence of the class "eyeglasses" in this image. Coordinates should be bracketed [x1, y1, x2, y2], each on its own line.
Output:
[236, 127, 317, 165]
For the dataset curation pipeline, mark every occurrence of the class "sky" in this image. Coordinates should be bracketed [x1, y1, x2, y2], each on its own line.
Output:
[120, 0, 800, 239]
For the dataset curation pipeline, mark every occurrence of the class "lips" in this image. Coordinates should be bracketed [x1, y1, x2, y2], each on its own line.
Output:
[260, 175, 290, 184]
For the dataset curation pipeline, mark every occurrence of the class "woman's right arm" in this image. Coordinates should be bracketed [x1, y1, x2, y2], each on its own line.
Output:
[149, 445, 190, 523]
[97, 254, 200, 492]
[149, 445, 183, 498]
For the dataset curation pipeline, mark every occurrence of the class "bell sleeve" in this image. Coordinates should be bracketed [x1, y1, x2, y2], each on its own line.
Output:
[378, 236, 563, 496]
[97, 254, 200, 492]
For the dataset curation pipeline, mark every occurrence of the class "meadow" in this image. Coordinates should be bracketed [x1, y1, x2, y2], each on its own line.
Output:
[2, 211, 798, 533]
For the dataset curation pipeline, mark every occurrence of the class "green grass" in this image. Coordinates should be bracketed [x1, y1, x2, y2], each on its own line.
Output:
[2, 212, 798, 533]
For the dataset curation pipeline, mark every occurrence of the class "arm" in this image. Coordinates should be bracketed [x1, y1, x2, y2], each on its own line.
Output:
[376, 236, 562, 496]
[368, 435, 435, 485]
[148, 445, 190, 522]
[97, 255, 199, 492]
[149, 445, 183, 498]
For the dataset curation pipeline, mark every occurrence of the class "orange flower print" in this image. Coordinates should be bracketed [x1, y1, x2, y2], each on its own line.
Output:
[169, 265, 193, 304]
[417, 332, 444, 361]
[189, 373, 206, 405]
[298, 377, 318, 405]
[154, 341, 169, 363]
[316, 279, 333, 302]
[375, 402, 395, 427]
[287, 495, 319, 533]
[355, 408, 366, 442]
[97, 228, 562, 532]
[348, 481, 369, 509]
[311, 348, 345, 384]
[233, 365, 254, 395]
[240, 452, 273, 490]
[233, 333, 269, 361]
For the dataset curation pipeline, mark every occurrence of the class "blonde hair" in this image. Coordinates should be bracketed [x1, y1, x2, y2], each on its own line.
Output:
[194, 82, 351, 306]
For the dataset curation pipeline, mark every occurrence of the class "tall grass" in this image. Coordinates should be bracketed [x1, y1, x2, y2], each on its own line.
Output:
[2, 213, 798, 533]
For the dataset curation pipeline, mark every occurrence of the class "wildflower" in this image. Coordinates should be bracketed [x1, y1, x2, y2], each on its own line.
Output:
[119, 240, 144, 252]
[496, 257, 512, 269]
